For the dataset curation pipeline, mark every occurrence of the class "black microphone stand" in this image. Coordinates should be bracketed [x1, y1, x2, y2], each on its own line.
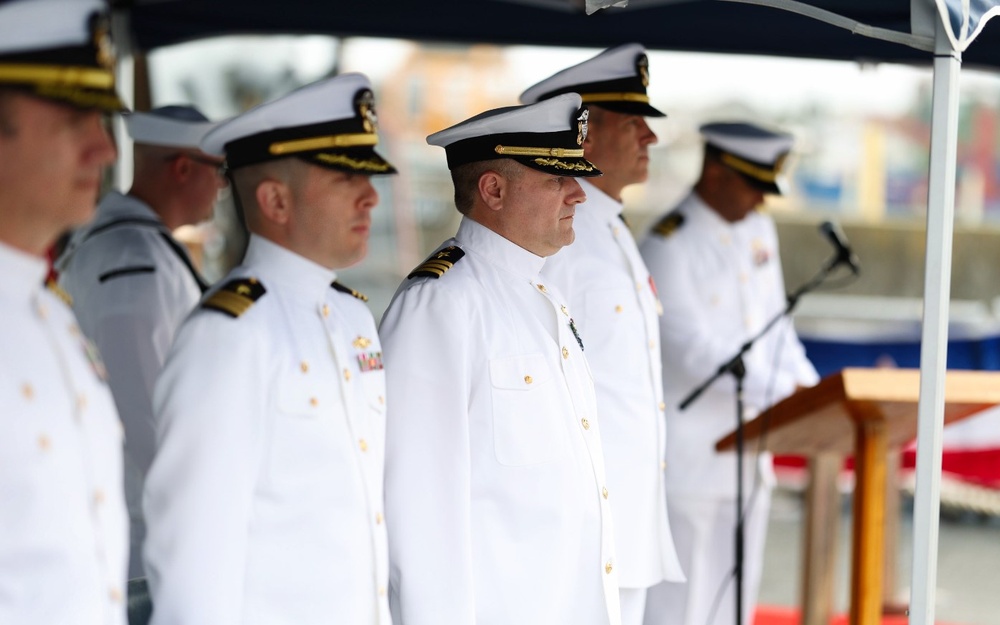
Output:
[678, 250, 851, 625]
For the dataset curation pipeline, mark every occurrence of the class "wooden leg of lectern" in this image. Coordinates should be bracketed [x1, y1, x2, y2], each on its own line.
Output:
[849, 417, 887, 625]
[882, 448, 902, 612]
[800, 453, 842, 625]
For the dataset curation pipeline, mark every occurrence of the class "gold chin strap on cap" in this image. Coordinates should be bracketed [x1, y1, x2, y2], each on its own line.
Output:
[0, 63, 114, 89]
[494, 145, 584, 158]
[720, 152, 778, 184]
[269, 132, 378, 156]
[580, 92, 650, 104]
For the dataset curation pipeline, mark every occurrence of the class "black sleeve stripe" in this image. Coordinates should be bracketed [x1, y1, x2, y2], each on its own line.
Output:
[98, 266, 156, 283]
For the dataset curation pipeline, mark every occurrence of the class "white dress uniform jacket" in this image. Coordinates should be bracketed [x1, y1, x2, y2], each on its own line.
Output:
[638, 193, 818, 625]
[143, 235, 390, 625]
[380, 217, 621, 625]
[57, 190, 205, 579]
[0, 241, 128, 625]
[540, 179, 683, 590]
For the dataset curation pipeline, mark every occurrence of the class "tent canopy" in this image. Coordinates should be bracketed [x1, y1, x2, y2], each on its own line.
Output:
[127, 0, 1000, 70]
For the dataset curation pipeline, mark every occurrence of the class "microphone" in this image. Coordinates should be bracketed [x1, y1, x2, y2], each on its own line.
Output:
[819, 221, 861, 275]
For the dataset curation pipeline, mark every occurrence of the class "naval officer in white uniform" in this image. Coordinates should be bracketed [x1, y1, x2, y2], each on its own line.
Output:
[57, 105, 224, 579]
[639, 122, 819, 625]
[143, 73, 395, 625]
[520, 44, 685, 625]
[0, 1, 128, 623]
[381, 94, 622, 625]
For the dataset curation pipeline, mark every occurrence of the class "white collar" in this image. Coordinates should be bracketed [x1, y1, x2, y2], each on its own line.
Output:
[241, 234, 337, 299]
[456, 216, 546, 283]
[0, 240, 48, 302]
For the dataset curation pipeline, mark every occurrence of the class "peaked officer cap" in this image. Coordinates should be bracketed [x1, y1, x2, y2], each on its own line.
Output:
[701, 121, 794, 195]
[126, 105, 222, 150]
[201, 73, 397, 175]
[0, 0, 124, 111]
[519, 43, 665, 118]
[427, 93, 601, 178]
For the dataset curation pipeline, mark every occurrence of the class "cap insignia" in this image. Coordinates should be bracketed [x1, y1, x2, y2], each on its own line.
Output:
[577, 108, 589, 146]
[202, 277, 266, 318]
[356, 89, 378, 134]
[637, 54, 650, 88]
[407, 246, 466, 280]
[90, 13, 115, 72]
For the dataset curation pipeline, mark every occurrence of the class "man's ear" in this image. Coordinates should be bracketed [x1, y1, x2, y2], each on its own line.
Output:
[255, 179, 293, 225]
[169, 154, 193, 182]
[478, 170, 506, 212]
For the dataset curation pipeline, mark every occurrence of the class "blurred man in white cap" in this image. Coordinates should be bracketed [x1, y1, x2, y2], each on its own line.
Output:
[0, 0, 128, 623]
[639, 122, 818, 625]
[143, 73, 395, 625]
[381, 94, 622, 625]
[520, 43, 684, 625]
[56, 104, 225, 580]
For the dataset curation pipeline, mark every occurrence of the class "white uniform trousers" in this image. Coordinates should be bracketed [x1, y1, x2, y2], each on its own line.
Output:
[643, 487, 772, 625]
[621, 587, 649, 625]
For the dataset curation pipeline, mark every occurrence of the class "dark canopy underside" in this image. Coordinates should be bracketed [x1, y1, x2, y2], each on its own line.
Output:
[127, 0, 1000, 71]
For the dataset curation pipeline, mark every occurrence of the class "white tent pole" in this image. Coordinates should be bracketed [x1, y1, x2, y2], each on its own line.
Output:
[111, 7, 134, 193]
[909, 15, 961, 625]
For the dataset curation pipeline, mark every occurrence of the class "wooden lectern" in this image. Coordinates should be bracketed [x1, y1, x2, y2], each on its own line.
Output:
[716, 368, 1000, 625]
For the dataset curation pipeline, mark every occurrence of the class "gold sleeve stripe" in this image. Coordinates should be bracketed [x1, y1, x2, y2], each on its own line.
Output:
[269, 132, 378, 155]
[580, 92, 650, 104]
[494, 145, 584, 158]
[0, 64, 114, 89]
[720, 153, 778, 183]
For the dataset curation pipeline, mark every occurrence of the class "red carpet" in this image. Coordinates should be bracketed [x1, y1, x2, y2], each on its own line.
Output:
[755, 605, 956, 625]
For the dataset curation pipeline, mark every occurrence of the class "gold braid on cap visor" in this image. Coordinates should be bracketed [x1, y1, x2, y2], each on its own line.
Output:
[268, 132, 378, 155]
[720, 152, 779, 183]
[0, 63, 114, 89]
[494, 145, 584, 158]
[580, 92, 650, 104]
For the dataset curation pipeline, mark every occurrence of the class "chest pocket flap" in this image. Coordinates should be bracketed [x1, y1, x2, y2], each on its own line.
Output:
[489, 353, 567, 466]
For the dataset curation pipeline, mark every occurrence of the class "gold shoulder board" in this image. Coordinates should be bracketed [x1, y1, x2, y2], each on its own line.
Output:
[407, 246, 466, 280]
[331, 281, 369, 302]
[652, 212, 685, 238]
[46, 279, 73, 306]
[202, 277, 266, 318]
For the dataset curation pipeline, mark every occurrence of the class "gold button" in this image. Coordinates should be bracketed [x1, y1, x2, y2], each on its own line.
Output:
[344, 369, 351, 381]
[562, 347, 569, 359]
[649, 340, 655, 349]
[322, 304, 330, 317]
[560, 305, 569, 316]
[378, 395, 385, 405]
[658, 402, 666, 411]
[661, 460, 667, 470]
[300, 361, 309, 373]
[613, 226, 620, 237]
[615, 305, 623, 313]
[38, 435, 51, 451]
[68, 324, 81, 337]
[739, 272, 749, 283]
[376, 512, 383, 525]
[581, 418, 590, 430]
[602, 487, 609, 499]
[378, 586, 387, 597]
[37, 304, 48, 319]
[21, 383, 33, 400]
[94, 489, 106, 505]
[635, 282, 642, 292]
[359, 439, 368, 452]
[524, 375, 533, 385]
[309, 397, 318, 407]
[76, 394, 87, 411]
[605, 561, 613, 575]
[109, 587, 123, 603]
[536, 284, 547, 293]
